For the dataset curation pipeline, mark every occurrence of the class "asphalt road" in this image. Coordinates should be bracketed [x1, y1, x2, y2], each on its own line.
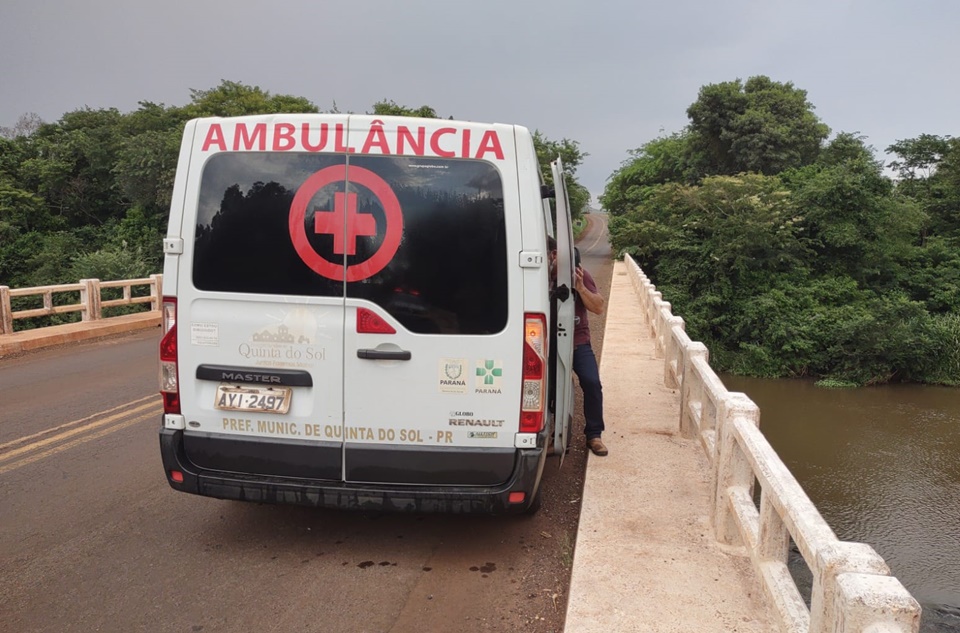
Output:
[0, 214, 612, 633]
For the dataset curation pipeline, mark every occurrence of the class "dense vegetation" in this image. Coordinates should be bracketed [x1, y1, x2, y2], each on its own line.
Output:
[603, 76, 960, 386]
[0, 80, 588, 294]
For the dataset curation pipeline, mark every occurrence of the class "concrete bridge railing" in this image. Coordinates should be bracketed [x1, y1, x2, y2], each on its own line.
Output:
[0, 275, 163, 335]
[625, 255, 921, 633]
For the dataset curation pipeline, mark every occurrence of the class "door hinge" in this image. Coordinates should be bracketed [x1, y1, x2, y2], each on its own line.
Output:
[519, 250, 543, 268]
[163, 238, 183, 254]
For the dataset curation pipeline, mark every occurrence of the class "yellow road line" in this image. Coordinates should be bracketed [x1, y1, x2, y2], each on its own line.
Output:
[0, 393, 159, 452]
[0, 400, 161, 464]
[0, 411, 157, 476]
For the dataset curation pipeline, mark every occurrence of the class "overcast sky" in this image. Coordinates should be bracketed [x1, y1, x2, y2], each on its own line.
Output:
[2, 0, 958, 205]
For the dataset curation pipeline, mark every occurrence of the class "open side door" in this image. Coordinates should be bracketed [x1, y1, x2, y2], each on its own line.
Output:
[551, 158, 576, 465]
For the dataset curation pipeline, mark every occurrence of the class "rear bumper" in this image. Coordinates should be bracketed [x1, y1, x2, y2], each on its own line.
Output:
[159, 427, 547, 514]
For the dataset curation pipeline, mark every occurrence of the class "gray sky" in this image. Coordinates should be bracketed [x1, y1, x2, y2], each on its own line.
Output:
[2, 0, 958, 204]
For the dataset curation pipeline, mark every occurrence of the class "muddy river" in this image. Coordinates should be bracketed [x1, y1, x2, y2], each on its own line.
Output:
[722, 376, 960, 632]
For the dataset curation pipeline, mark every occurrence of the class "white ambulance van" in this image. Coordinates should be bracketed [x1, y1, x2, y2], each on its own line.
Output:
[158, 114, 578, 513]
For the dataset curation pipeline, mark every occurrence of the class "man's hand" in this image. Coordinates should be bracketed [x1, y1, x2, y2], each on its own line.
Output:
[574, 266, 585, 293]
[574, 266, 605, 315]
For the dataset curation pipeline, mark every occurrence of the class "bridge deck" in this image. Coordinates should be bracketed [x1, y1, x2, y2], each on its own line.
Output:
[565, 260, 773, 632]
[2, 264, 778, 631]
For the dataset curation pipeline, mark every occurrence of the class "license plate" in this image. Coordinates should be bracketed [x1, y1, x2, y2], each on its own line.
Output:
[214, 384, 292, 414]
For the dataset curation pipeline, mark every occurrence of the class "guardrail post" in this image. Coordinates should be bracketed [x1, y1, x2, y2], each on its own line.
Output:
[757, 491, 790, 564]
[811, 542, 897, 633]
[654, 301, 671, 357]
[832, 572, 921, 633]
[679, 342, 708, 436]
[79, 279, 102, 322]
[647, 289, 661, 336]
[713, 393, 759, 545]
[663, 316, 685, 388]
[0, 286, 12, 334]
[150, 274, 163, 311]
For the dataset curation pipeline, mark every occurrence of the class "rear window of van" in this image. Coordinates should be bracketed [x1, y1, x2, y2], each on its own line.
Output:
[193, 153, 508, 335]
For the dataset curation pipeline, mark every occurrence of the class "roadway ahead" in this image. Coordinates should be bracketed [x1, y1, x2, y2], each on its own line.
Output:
[0, 214, 613, 633]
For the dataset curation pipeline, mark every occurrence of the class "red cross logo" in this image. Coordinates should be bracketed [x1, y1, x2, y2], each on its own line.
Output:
[289, 165, 403, 282]
[313, 192, 376, 256]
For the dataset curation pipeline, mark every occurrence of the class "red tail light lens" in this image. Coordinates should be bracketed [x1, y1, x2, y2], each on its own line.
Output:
[520, 313, 546, 432]
[159, 297, 180, 414]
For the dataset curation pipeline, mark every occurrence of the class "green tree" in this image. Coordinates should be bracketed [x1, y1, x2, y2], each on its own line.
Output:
[114, 128, 182, 214]
[533, 131, 590, 217]
[15, 108, 127, 229]
[604, 77, 959, 385]
[887, 134, 960, 241]
[184, 80, 319, 118]
[370, 100, 440, 118]
[600, 131, 694, 216]
[887, 134, 952, 180]
[686, 76, 830, 177]
[781, 134, 922, 287]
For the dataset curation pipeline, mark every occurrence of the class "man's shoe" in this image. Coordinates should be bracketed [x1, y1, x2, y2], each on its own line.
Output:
[587, 437, 608, 456]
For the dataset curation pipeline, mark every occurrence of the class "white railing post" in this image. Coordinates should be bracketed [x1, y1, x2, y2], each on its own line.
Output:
[647, 289, 661, 337]
[654, 301, 671, 357]
[0, 286, 11, 334]
[679, 342, 708, 436]
[79, 279, 102, 322]
[713, 393, 759, 545]
[832, 573, 921, 633]
[811, 542, 896, 633]
[757, 491, 790, 564]
[663, 316, 685, 388]
[150, 274, 163, 311]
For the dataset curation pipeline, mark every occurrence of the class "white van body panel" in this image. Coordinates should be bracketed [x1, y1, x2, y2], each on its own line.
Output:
[158, 114, 574, 512]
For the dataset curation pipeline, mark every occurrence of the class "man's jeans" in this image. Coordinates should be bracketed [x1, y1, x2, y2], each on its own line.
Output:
[573, 343, 605, 440]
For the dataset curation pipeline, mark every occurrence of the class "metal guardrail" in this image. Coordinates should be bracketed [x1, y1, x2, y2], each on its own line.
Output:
[624, 255, 921, 633]
[0, 274, 163, 335]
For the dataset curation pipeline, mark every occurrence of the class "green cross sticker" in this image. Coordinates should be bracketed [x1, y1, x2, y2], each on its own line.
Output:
[476, 359, 502, 385]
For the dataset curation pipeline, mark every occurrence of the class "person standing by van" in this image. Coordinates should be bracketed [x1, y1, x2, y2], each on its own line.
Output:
[548, 237, 608, 456]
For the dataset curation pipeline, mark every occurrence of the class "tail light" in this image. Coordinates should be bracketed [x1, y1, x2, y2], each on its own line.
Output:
[159, 297, 180, 414]
[520, 313, 546, 432]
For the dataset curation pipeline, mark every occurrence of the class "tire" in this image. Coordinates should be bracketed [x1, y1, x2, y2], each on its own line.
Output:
[524, 488, 542, 514]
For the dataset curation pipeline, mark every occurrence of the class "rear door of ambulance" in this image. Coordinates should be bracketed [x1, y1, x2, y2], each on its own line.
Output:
[172, 115, 350, 481]
[171, 115, 524, 489]
[340, 117, 525, 487]
[551, 157, 576, 463]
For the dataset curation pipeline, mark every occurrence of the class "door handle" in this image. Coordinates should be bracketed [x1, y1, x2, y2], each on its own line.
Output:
[357, 349, 412, 361]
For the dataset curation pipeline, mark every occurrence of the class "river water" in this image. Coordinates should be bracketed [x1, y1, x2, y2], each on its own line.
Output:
[721, 376, 960, 632]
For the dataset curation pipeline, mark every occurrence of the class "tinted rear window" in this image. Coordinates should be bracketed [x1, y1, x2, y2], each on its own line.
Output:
[193, 153, 507, 334]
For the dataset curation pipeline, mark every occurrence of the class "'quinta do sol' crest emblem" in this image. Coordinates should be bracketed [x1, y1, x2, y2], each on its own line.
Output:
[438, 358, 467, 394]
[445, 362, 463, 380]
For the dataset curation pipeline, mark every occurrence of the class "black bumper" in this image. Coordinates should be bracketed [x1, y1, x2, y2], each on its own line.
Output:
[159, 427, 547, 514]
